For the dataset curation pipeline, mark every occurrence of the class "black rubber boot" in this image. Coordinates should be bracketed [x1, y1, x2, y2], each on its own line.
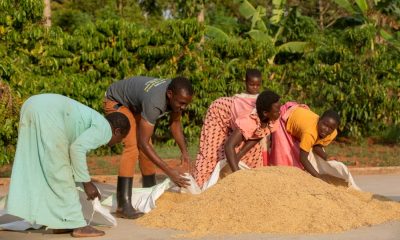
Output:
[142, 174, 156, 188]
[116, 176, 144, 219]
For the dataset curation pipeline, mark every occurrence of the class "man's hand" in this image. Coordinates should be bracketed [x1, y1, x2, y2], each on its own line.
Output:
[180, 151, 190, 165]
[83, 181, 101, 200]
[168, 169, 190, 188]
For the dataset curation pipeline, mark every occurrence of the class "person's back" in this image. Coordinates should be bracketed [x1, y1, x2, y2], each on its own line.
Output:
[22, 94, 111, 144]
[106, 77, 171, 124]
[286, 107, 337, 153]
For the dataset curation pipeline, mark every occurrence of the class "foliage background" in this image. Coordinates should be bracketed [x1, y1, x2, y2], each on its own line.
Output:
[0, 0, 399, 165]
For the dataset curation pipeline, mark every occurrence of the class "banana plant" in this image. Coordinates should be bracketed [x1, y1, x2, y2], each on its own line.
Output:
[235, 0, 308, 64]
[205, 25, 230, 41]
[380, 28, 400, 51]
[334, 0, 383, 17]
[333, 0, 390, 51]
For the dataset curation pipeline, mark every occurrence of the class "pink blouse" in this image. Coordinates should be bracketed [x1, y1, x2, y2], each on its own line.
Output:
[230, 94, 277, 140]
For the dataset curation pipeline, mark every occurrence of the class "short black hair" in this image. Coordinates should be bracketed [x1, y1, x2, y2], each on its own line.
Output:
[256, 90, 280, 115]
[245, 69, 262, 81]
[321, 109, 341, 126]
[105, 112, 130, 136]
[167, 77, 194, 96]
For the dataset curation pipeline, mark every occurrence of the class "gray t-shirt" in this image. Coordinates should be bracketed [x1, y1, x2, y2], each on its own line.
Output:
[106, 76, 171, 125]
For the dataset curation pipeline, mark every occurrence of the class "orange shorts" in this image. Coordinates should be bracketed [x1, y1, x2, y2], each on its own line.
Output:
[103, 98, 156, 177]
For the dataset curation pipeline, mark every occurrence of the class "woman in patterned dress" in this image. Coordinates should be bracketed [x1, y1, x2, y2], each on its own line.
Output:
[192, 90, 281, 188]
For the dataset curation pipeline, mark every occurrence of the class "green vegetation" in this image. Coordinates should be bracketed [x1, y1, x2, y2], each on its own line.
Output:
[0, 0, 399, 165]
[153, 141, 199, 160]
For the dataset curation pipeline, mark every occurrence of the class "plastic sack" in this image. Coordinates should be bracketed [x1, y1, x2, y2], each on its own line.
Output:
[202, 159, 250, 191]
[0, 185, 116, 231]
[102, 161, 249, 213]
[0, 195, 42, 231]
[102, 178, 175, 214]
[308, 150, 361, 190]
[179, 173, 201, 194]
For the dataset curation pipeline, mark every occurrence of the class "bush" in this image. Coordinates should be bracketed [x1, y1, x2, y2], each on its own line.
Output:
[1, 1, 399, 165]
[0, 81, 20, 164]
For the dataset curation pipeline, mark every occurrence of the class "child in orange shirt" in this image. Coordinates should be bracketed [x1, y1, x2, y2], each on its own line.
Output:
[269, 102, 340, 178]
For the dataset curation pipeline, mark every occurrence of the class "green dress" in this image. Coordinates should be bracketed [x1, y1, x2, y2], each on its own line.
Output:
[6, 94, 112, 229]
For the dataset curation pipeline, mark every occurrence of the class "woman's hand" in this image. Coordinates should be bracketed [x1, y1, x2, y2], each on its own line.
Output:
[83, 181, 101, 200]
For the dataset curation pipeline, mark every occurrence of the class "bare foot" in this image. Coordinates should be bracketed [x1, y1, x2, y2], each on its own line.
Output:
[71, 226, 105, 238]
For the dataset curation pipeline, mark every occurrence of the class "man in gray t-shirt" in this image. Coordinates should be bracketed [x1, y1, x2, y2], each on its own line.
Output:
[106, 76, 171, 125]
[104, 76, 193, 219]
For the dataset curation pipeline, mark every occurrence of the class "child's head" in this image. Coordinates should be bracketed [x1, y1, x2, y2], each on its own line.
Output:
[256, 90, 281, 123]
[317, 110, 340, 139]
[245, 69, 262, 95]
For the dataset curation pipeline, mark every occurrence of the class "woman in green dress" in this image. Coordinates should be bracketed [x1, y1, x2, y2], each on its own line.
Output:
[6, 94, 130, 237]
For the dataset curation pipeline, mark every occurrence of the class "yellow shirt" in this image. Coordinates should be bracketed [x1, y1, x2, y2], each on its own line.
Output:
[286, 107, 337, 152]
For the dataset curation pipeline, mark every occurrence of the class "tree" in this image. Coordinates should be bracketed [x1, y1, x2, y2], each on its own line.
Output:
[235, 0, 309, 64]
[44, 0, 52, 27]
[333, 0, 400, 51]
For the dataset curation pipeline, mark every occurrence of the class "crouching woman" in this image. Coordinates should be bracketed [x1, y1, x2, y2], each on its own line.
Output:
[6, 94, 130, 238]
[192, 90, 281, 188]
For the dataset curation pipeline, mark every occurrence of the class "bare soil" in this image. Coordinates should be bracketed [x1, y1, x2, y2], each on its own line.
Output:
[0, 143, 399, 179]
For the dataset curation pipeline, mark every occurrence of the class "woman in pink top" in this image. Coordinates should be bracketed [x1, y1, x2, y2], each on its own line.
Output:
[192, 90, 281, 188]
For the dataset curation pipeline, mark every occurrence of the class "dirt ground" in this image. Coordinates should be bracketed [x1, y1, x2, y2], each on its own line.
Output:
[327, 142, 400, 167]
[0, 142, 399, 239]
[68, 142, 400, 177]
[1, 174, 400, 240]
[0, 142, 399, 178]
